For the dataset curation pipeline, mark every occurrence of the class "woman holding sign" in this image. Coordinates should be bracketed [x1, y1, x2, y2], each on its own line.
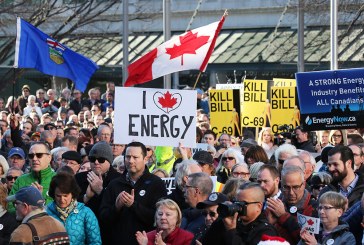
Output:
[299, 191, 355, 245]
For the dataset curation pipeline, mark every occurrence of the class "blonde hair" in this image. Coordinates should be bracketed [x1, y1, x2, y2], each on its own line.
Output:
[319, 191, 347, 212]
[155, 199, 182, 227]
[258, 127, 274, 146]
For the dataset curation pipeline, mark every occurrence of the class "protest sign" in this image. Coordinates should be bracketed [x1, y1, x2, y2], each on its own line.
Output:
[296, 68, 364, 130]
[162, 176, 217, 195]
[297, 213, 320, 234]
[273, 78, 297, 87]
[114, 87, 196, 147]
[241, 80, 268, 127]
[216, 84, 244, 90]
[270, 86, 299, 133]
[209, 89, 241, 137]
[192, 143, 209, 156]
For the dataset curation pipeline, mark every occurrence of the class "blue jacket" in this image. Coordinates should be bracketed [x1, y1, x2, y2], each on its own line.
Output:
[47, 202, 101, 245]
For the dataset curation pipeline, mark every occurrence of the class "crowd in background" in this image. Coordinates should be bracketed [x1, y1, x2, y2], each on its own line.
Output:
[0, 82, 363, 244]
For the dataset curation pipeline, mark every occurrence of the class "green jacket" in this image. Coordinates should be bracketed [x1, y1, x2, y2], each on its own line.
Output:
[8, 166, 56, 213]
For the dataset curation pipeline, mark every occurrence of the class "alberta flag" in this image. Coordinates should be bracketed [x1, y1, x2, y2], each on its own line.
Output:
[14, 18, 98, 92]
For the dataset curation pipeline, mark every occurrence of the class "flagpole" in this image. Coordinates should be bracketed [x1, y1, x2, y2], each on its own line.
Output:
[193, 10, 228, 90]
[192, 71, 202, 89]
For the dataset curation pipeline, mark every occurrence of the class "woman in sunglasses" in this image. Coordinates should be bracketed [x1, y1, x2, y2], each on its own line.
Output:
[300, 191, 355, 245]
[47, 172, 101, 245]
[136, 199, 193, 245]
[216, 148, 244, 184]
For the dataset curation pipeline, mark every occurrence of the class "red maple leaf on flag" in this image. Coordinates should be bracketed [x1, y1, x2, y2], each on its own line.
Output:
[165, 31, 210, 65]
[307, 219, 314, 226]
[158, 91, 178, 113]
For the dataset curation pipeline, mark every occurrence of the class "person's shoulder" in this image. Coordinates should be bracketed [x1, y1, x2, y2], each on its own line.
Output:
[10, 223, 32, 242]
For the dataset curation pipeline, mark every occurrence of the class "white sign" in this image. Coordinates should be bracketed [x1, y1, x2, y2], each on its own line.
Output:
[192, 143, 209, 156]
[297, 213, 320, 234]
[114, 87, 197, 147]
[216, 84, 244, 90]
[162, 176, 217, 195]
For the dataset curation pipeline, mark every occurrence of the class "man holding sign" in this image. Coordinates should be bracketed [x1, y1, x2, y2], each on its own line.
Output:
[266, 166, 318, 244]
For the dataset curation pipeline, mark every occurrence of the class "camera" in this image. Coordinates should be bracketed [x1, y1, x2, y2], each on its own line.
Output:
[274, 124, 296, 146]
[217, 201, 247, 218]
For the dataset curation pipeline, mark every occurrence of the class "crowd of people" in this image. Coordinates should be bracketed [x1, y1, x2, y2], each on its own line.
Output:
[0, 82, 363, 245]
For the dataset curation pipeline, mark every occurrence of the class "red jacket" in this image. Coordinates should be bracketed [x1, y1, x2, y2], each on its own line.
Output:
[147, 227, 194, 245]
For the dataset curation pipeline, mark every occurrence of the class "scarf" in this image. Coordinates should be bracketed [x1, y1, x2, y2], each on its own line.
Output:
[56, 199, 77, 222]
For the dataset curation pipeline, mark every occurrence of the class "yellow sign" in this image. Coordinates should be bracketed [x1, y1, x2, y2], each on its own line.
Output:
[270, 86, 299, 133]
[273, 78, 297, 87]
[241, 80, 268, 127]
[209, 89, 241, 137]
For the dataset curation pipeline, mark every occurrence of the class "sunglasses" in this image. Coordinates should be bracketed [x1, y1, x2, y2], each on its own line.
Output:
[278, 159, 285, 165]
[89, 156, 107, 163]
[202, 210, 217, 218]
[6, 176, 18, 181]
[146, 148, 152, 151]
[222, 157, 235, 161]
[28, 153, 49, 159]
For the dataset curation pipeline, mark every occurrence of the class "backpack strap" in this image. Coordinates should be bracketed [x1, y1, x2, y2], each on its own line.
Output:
[24, 222, 40, 245]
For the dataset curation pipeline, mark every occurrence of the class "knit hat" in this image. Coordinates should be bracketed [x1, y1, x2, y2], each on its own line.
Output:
[89, 141, 113, 164]
[249, 162, 265, 180]
[7, 186, 45, 207]
[240, 138, 258, 148]
[62, 151, 82, 165]
[257, 235, 289, 245]
[193, 150, 213, 165]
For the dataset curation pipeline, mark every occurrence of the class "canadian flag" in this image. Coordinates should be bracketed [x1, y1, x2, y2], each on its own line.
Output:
[124, 15, 226, 87]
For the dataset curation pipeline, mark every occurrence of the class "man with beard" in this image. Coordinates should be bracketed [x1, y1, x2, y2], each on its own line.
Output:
[319, 145, 364, 208]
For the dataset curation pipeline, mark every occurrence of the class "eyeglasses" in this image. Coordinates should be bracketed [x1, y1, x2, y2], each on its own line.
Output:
[28, 153, 50, 159]
[202, 211, 217, 217]
[6, 176, 18, 181]
[46, 127, 56, 130]
[318, 205, 337, 211]
[146, 148, 152, 151]
[38, 92, 44, 94]
[232, 172, 250, 177]
[282, 183, 304, 192]
[89, 156, 107, 163]
[333, 134, 342, 138]
[222, 157, 235, 161]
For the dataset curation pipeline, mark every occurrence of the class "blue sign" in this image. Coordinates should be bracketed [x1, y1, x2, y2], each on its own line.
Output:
[296, 68, 364, 130]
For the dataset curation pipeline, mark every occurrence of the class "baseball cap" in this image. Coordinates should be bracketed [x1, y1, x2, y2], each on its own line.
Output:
[196, 192, 229, 209]
[44, 123, 56, 130]
[193, 150, 213, 165]
[8, 147, 26, 159]
[6, 186, 45, 207]
[22, 85, 30, 91]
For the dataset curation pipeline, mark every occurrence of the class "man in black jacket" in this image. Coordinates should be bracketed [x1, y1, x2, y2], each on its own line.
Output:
[202, 182, 278, 245]
[99, 141, 167, 245]
[75, 141, 122, 244]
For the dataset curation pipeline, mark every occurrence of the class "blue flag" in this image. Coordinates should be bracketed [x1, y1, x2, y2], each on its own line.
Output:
[14, 18, 98, 92]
